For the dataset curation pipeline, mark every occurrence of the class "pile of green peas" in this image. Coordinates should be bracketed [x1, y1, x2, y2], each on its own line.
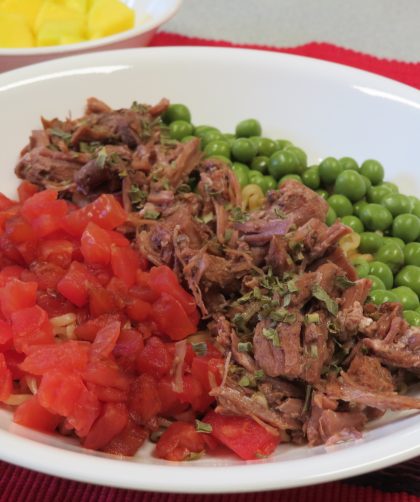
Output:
[162, 103, 420, 327]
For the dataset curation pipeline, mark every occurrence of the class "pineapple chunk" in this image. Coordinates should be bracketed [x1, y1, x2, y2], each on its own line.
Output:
[65, 0, 88, 13]
[87, 0, 135, 39]
[0, 11, 35, 48]
[35, 2, 86, 46]
[2, 0, 44, 30]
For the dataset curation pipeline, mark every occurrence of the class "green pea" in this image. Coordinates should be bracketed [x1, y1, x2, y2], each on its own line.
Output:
[248, 169, 265, 184]
[366, 275, 385, 291]
[276, 139, 292, 150]
[339, 156, 359, 171]
[232, 162, 250, 188]
[251, 156, 269, 174]
[354, 200, 368, 217]
[207, 155, 232, 166]
[168, 120, 193, 141]
[326, 206, 337, 226]
[181, 135, 198, 144]
[395, 265, 420, 296]
[359, 232, 383, 254]
[408, 197, 420, 218]
[382, 181, 399, 193]
[375, 243, 404, 274]
[334, 170, 366, 202]
[260, 175, 278, 194]
[361, 175, 372, 193]
[392, 286, 420, 310]
[163, 103, 191, 124]
[255, 137, 278, 157]
[280, 174, 302, 184]
[359, 204, 393, 231]
[382, 236, 405, 250]
[367, 185, 393, 204]
[284, 146, 307, 174]
[369, 261, 393, 289]
[403, 310, 420, 326]
[360, 159, 384, 185]
[201, 130, 224, 148]
[404, 242, 420, 267]
[319, 157, 343, 185]
[341, 215, 364, 234]
[223, 133, 236, 146]
[368, 289, 398, 305]
[231, 138, 257, 164]
[268, 150, 301, 180]
[380, 193, 412, 217]
[302, 166, 320, 190]
[315, 189, 328, 200]
[235, 118, 262, 138]
[328, 194, 353, 217]
[194, 125, 218, 137]
[392, 214, 420, 243]
[204, 140, 231, 159]
[351, 257, 370, 278]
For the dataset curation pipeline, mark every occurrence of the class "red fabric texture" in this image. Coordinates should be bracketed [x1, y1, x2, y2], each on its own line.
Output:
[150, 32, 420, 89]
[1, 30, 420, 502]
[0, 460, 419, 502]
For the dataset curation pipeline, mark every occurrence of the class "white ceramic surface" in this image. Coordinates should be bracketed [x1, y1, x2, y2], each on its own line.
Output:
[0, 0, 182, 72]
[0, 47, 419, 494]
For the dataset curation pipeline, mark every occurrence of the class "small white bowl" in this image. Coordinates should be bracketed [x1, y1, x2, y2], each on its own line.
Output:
[0, 0, 182, 72]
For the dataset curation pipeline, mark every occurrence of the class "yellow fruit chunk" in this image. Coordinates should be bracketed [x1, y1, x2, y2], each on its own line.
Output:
[0, 11, 34, 48]
[64, 0, 88, 14]
[35, 2, 86, 46]
[2, 0, 44, 30]
[87, 0, 135, 39]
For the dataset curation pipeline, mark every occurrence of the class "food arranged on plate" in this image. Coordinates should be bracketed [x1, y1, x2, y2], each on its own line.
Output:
[0, 0, 135, 48]
[0, 97, 419, 462]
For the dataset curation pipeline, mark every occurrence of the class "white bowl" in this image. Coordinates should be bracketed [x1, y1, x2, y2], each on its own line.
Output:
[0, 0, 182, 72]
[0, 47, 419, 494]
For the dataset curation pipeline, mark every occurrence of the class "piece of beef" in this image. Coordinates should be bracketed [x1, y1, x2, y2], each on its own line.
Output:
[302, 311, 333, 384]
[363, 332, 420, 371]
[341, 278, 372, 310]
[266, 235, 294, 277]
[235, 219, 291, 245]
[308, 221, 351, 261]
[346, 353, 394, 392]
[86, 97, 112, 114]
[290, 272, 317, 307]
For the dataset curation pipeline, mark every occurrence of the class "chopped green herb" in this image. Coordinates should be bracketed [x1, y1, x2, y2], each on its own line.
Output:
[238, 342, 253, 353]
[224, 229, 233, 242]
[50, 127, 72, 143]
[253, 287, 262, 299]
[191, 342, 207, 357]
[305, 313, 320, 324]
[96, 147, 108, 168]
[311, 284, 338, 316]
[254, 369, 265, 380]
[283, 293, 292, 308]
[274, 207, 286, 218]
[195, 420, 212, 434]
[129, 185, 147, 206]
[186, 451, 204, 461]
[232, 313, 247, 331]
[286, 279, 298, 293]
[335, 275, 356, 290]
[202, 213, 214, 224]
[239, 375, 251, 387]
[309, 344, 319, 358]
[262, 328, 280, 347]
[144, 209, 161, 220]
[230, 207, 249, 223]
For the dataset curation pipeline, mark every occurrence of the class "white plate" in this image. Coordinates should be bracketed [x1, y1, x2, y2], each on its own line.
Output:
[0, 47, 419, 494]
[0, 0, 182, 72]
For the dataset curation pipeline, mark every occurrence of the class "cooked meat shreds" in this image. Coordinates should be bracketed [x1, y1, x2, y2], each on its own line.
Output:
[14, 97, 420, 453]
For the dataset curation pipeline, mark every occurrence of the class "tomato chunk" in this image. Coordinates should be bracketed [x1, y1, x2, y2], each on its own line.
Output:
[57, 261, 100, 307]
[136, 336, 173, 378]
[81, 222, 112, 265]
[155, 422, 206, 461]
[0, 353, 12, 402]
[66, 387, 101, 438]
[111, 245, 141, 287]
[203, 410, 280, 460]
[38, 370, 85, 417]
[17, 181, 39, 203]
[84, 402, 128, 451]
[127, 374, 161, 426]
[149, 266, 196, 315]
[151, 293, 197, 341]
[91, 321, 121, 360]
[14, 396, 61, 432]
[102, 418, 148, 456]
[11, 305, 54, 354]
[0, 279, 37, 320]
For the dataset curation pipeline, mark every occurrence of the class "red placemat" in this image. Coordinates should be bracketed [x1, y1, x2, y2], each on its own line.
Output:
[1, 30, 419, 502]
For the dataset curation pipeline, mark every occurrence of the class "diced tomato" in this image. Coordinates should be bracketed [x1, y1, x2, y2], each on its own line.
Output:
[102, 418, 148, 456]
[0, 319, 13, 346]
[191, 356, 223, 393]
[36, 290, 76, 317]
[38, 239, 74, 269]
[0, 192, 16, 211]
[136, 336, 173, 378]
[81, 222, 112, 265]
[113, 328, 144, 373]
[16, 240, 38, 265]
[19, 341, 91, 375]
[111, 245, 141, 287]
[0, 279, 37, 320]
[21, 189, 57, 222]
[87, 265, 113, 288]
[2, 350, 25, 379]
[127, 374, 161, 426]
[129, 283, 159, 304]
[13, 395, 61, 433]
[149, 266, 197, 315]
[125, 296, 151, 322]
[0, 353, 12, 402]
[57, 261, 100, 307]
[31, 200, 68, 238]
[157, 377, 189, 416]
[0, 235, 24, 265]
[151, 293, 197, 341]
[177, 375, 214, 412]
[62, 194, 127, 237]
[17, 181, 39, 203]
[155, 422, 206, 461]
[11, 305, 54, 354]
[66, 387, 101, 438]
[89, 286, 119, 317]
[106, 230, 130, 247]
[38, 370, 85, 416]
[91, 321, 121, 360]
[106, 277, 130, 306]
[74, 313, 123, 342]
[87, 383, 128, 403]
[30, 261, 66, 290]
[203, 411, 281, 461]
[4, 216, 36, 244]
[82, 358, 131, 391]
[0, 265, 24, 287]
[84, 402, 128, 451]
